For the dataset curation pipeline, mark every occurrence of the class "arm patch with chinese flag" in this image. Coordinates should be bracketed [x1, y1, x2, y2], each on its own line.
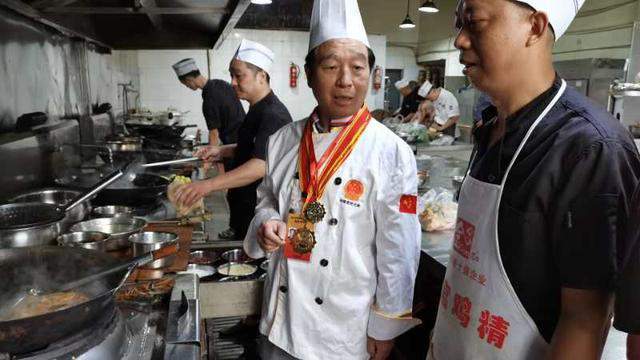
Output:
[399, 194, 417, 214]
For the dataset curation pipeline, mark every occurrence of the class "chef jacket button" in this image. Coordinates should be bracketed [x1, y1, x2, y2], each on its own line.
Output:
[315, 297, 323, 305]
[301, 191, 308, 199]
[279, 286, 288, 293]
[289, 208, 295, 214]
[488, 174, 496, 182]
[294, 172, 299, 179]
[320, 259, 328, 267]
[329, 218, 338, 226]
[334, 177, 342, 185]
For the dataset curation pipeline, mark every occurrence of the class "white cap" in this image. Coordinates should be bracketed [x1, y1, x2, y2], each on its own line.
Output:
[516, 0, 585, 40]
[418, 80, 433, 98]
[172, 58, 199, 77]
[395, 79, 410, 90]
[308, 0, 370, 53]
[233, 39, 275, 75]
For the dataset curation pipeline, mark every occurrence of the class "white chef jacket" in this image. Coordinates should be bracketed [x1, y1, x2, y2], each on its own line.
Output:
[433, 88, 460, 126]
[244, 117, 422, 360]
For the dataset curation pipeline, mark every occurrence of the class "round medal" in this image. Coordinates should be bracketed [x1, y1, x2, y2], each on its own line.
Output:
[292, 228, 316, 254]
[303, 201, 326, 224]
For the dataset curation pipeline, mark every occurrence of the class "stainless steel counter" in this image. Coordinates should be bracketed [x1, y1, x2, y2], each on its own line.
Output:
[416, 144, 472, 268]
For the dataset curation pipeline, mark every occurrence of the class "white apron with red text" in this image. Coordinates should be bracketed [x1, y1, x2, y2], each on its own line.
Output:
[428, 80, 567, 360]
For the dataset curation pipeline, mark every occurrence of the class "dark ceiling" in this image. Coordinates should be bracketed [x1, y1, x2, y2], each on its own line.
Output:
[1, 0, 251, 49]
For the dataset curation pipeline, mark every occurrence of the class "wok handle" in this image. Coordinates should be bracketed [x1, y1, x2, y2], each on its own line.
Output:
[141, 157, 200, 168]
[63, 169, 124, 212]
[153, 243, 179, 260]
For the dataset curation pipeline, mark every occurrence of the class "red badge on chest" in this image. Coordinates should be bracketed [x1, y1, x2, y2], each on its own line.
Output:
[399, 195, 417, 214]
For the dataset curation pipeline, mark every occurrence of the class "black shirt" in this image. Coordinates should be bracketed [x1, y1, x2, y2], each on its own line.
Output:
[201, 79, 245, 144]
[400, 87, 423, 117]
[470, 77, 640, 342]
[230, 91, 293, 202]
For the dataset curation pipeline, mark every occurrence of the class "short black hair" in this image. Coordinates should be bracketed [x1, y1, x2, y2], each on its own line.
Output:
[243, 62, 271, 84]
[304, 47, 376, 74]
[178, 70, 200, 81]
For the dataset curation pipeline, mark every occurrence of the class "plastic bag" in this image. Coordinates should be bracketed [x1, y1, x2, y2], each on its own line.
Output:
[430, 134, 455, 146]
[418, 188, 458, 232]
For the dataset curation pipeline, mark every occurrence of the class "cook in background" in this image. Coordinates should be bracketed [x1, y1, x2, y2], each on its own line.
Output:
[394, 79, 423, 121]
[243, 0, 421, 358]
[172, 58, 246, 240]
[418, 80, 460, 138]
[412, 100, 436, 128]
[172, 58, 244, 149]
[428, 0, 640, 359]
[175, 39, 293, 241]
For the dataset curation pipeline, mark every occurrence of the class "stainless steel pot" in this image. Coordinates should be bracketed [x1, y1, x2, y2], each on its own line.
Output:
[221, 249, 251, 263]
[57, 231, 111, 251]
[9, 188, 92, 229]
[92, 205, 135, 218]
[128, 231, 178, 269]
[70, 215, 146, 251]
[217, 262, 257, 277]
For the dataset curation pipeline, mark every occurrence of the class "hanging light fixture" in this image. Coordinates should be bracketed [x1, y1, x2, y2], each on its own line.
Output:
[399, 0, 416, 29]
[418, 0, 439, 13]
[251, 0, 272, 4]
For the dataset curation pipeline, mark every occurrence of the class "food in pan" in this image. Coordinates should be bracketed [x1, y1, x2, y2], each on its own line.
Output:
[115, 277, 175, 303]
[1, 291, 89, 321]
[218, 263, 256, 277]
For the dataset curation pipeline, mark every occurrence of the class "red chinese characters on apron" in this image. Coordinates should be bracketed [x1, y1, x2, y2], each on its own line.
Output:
[428, 81, 567, 360]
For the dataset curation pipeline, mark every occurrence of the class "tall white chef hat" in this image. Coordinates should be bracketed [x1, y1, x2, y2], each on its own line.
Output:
[172, 58, 199, 77]
[233, 39, 275, 75]
[418, 80, 433, 98]
[515, 0, 585, 40]
[395, 79, 411, 90]
[308, 0, 370, 53]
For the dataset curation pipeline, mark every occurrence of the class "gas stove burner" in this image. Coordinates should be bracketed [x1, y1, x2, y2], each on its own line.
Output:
[14, 306, 127, 360]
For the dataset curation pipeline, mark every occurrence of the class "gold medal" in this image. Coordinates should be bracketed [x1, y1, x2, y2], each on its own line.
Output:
[292, 228, 316, 254]
[303, 201, 326, 224]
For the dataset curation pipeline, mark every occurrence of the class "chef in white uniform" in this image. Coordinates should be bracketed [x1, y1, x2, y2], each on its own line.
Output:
[243, 0, 421, 359]
[418, 80, 460, 138]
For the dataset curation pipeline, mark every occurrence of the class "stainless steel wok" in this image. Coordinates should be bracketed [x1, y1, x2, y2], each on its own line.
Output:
[0, 170, 123, 248]
[9, 188, 92, 229]
[0, 246, 132, 354]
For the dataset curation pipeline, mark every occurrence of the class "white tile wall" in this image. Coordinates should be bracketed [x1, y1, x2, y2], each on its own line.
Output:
[134, 30, 389, 137]
[386, 46, 422, 81]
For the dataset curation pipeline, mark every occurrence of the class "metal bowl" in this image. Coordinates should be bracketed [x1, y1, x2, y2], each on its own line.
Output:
[189, 250, 218, 265]
[70, 215, 146, 251]
[221, 249, 251, 263]
[129, 231, 179, 269]
[57, 231, 111, 251]
[217, 262, 257, 277]
[178, 264, 216, 278]
[9, 188, 91, 228]
[92, 205, 135, 218]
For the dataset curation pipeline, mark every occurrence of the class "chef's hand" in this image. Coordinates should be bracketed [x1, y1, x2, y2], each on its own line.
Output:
[174, 180, 213, 208]
[258, 219, 286, 253]
[195, 145, 222, 171]
[367, 337, 394, 360]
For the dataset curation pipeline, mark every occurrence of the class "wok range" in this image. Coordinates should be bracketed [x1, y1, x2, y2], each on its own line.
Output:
[0, 247, 131, 354]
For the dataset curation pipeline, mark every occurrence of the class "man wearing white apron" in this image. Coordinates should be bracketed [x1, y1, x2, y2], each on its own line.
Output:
[429, 1, 640, 359]
[243, 0, 421, 359]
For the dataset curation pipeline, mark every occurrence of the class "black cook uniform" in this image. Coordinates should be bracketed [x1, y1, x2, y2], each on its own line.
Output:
[469, 76, 640, 342]
[201, 79, 245, 145]
[228, 91, 293, 239]
[399, 86, 423, 118]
